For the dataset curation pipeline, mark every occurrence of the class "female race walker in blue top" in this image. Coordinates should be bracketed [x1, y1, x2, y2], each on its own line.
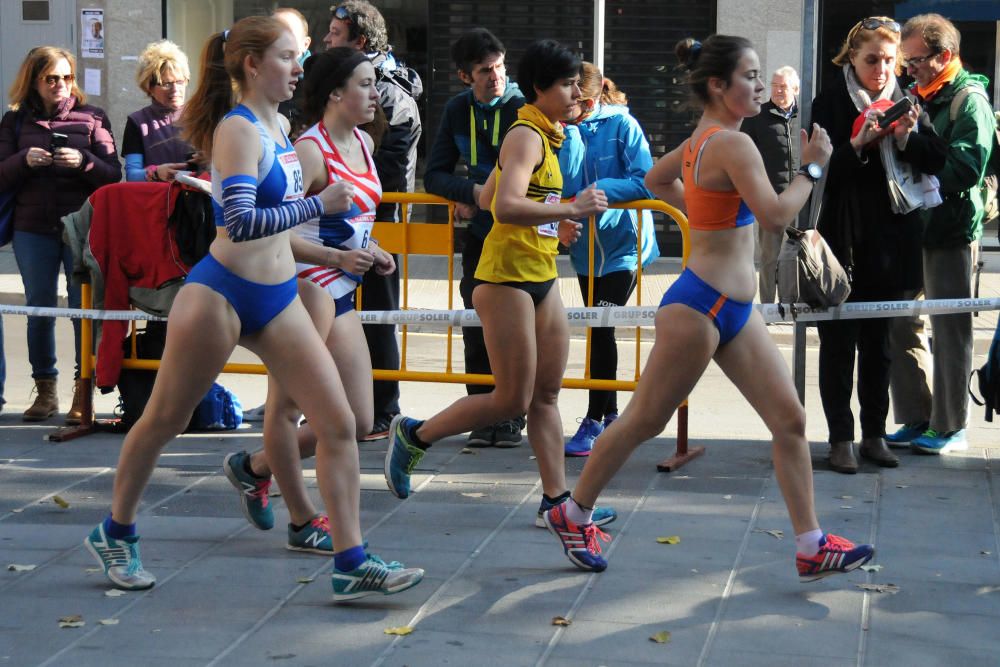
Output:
[559, 62, 658, 456]
[83, 17, 423, 602]
[220, 48, 398, 558]
[543, 35, 876, 582]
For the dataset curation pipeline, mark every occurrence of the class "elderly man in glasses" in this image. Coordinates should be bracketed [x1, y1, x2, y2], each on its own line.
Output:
[324, 1, 424, 441]
[885, 13, 996, 455]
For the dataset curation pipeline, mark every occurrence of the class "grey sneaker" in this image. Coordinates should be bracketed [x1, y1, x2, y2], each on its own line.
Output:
[331, 554, 424, 602]
[494, 419, 523, 448]
[84, 523, 156, 590]
[466, 425, 494, 447]
[243, 403, 265, 423]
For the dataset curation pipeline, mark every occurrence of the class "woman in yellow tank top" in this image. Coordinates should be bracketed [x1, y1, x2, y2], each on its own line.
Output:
[383, 40, 618, 528]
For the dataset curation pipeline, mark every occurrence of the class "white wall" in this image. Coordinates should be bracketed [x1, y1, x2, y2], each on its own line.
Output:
[717, 0, 805, 87]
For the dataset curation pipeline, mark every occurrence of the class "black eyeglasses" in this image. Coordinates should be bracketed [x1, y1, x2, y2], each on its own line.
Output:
[42, 74, 74, 86]
[904, 52, 939, 68]
[332, 6, 352, 23]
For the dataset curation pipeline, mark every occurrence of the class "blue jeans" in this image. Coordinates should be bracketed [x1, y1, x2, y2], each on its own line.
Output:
[12, 230, 81, 379]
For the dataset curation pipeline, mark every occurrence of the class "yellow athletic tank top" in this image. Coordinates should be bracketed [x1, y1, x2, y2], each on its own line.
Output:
[475, 118, 563, 284]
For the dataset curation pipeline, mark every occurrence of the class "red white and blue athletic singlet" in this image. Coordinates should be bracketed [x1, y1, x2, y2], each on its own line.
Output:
[293, 122, 382, 299]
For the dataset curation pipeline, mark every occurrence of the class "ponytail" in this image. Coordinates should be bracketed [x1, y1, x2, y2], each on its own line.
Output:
[180, 33, 230, 160]
[599, 77, 627, 106]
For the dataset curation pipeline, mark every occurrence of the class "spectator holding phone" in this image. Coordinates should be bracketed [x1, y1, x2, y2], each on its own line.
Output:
[810, 17, 946, 473]
[0, 46, 121, 423]
[123, 40, 195, 182]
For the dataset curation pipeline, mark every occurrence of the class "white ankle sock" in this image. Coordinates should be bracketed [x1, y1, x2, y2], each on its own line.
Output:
[795, 529, 824, 556]
[564, 497, 593, 525]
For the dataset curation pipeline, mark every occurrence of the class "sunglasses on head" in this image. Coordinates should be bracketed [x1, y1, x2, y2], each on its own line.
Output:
[42, 74, 74, 86]
[858, 17, 901, 33]
[333, 6, 352, 23]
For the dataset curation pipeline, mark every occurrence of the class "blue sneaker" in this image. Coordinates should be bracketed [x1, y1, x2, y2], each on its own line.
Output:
[535, 495, 617, 528]
[566, 417, 603, 457]
[884, 421, 928, 448]
[84, 523, 156, 590]
[543, 502, 610, 572]
[331, 554, 424, 602]
[383, 415, 426, 499]
[602, 412, 619, 429]
[911, 428, 968, 455]
[223, 451, 275, 530]
[287, 514, 333, 555]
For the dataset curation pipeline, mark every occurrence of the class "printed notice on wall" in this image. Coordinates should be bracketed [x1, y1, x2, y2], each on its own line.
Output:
[83, 69, 101, 96]
[81, 9, 104, 59]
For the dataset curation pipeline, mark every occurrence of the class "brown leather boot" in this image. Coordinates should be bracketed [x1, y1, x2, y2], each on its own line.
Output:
[829, 441, 858, 474]
[860, 436, 899, 468]
[23, 378, 58, 422]
[65, 378, 89, 425]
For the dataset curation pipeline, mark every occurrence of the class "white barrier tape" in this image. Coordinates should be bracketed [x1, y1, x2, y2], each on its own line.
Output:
[0, 297, 994, 327]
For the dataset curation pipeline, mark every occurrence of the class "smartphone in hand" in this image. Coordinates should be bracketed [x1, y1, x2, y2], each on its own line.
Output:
[49, 132, 69, 152]
[876, 98, 913, 129]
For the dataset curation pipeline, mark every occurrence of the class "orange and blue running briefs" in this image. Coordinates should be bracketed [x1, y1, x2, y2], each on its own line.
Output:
[659, 268, 753, 345]
[682, 126, 754, 231]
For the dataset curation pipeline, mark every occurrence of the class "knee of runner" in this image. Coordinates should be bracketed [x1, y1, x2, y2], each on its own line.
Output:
[771, 406, 806, 442]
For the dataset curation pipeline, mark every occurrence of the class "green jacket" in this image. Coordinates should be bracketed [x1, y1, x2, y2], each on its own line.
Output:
[915, 69, 994, 248]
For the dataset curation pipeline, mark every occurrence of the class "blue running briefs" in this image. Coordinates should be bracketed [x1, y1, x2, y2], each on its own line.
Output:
[659, 268, 752, 345]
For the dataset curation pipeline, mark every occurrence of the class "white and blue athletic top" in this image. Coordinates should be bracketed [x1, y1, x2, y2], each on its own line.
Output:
[293, 122, 382, 299]
[210, 104, 319, 242]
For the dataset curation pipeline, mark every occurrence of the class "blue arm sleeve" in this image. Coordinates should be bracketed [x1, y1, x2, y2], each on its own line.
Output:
[221, 174, 324, 242]
[124, 153, 146, 182]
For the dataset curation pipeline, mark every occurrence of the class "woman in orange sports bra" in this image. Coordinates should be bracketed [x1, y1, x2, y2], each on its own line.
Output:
[543, 35, 876, 583]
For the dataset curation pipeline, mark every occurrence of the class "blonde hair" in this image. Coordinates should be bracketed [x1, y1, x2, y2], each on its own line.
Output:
[832, 16, 902, 75]
[136, 40, 190, 96]
[7, 46, 85, 112]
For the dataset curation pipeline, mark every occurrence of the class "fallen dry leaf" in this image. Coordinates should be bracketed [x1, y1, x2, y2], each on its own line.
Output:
[461, 492, 485, 498]
[981, 551, 992, 556]
[11, 508, 22, 513]
[296, 577, 314, 584]
[58, 615, 85, 628]
[551, 616, 571, 627]
[459, 448, 477, 455]
[896, 484, 909, 489]
[722, 495, 733, 500]
[528, 455, 537, 460]
[656, 536, 681, 545]
[649, 630, 672, 643]
[840, 505, 853, 509]
[98, 618, 119, 626]
[860, 564, 883, 573]
[838, 495, 853, 500]
[856, 583, 899, 594]
[84, 568, 102, 574]
[7, 564, 37, 572]
[383, 625, 414, 636]
[52, 495, 70, 509]
[753, 529, 784, 539]
[104, 589, 127, 597]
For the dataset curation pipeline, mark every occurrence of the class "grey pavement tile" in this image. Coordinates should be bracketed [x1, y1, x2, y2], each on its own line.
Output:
[575, 575, 725, 626]
[866, 610, 1000, 655]
[546, 617, 707, 666]
[866, 576, 1000, 619]
[370, 628, 547, 667]
[864, 638, 1000, 667]
[705, 648, 851, 667]
[415, 590, 569, 640]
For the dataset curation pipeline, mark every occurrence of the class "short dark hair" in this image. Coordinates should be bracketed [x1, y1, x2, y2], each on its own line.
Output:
[451, 27, 505, 74]
[517, 39, 581, 103]
[675, 34, 754, 106]
[330, 1, 388, 53]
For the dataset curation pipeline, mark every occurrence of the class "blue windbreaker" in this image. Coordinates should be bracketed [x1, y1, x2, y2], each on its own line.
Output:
[559, 103, 659, 276]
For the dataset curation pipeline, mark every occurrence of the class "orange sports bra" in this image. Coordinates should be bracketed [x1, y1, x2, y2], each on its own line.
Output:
[682, 126, 755, 231]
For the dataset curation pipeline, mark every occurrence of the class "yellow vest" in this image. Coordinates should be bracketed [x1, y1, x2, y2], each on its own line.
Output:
[475, 119, 563, 284]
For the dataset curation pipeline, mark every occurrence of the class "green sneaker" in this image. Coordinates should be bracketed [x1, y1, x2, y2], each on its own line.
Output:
[84, 523, 156, 590]
[331, 554, 424, 601]
[383, 415, 426, 499]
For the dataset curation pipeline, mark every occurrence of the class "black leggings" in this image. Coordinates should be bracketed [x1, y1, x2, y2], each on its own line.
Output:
[577, 270, 637, 421]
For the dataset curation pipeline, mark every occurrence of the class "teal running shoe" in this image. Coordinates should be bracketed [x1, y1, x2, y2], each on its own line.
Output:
[223, 451, 274, 530]
[84, 523, 156, 590]
[287, 514, 333, 555]
[911, 428, 968, 455]
[331, 554, 424, 602]
[383, 415, 426, 499]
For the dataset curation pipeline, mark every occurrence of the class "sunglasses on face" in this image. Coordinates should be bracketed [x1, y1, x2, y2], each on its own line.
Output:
[42, 74, 74, 86]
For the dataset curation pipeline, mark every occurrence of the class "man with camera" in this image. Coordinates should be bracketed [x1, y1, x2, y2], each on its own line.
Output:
[886, 13, 996, 454]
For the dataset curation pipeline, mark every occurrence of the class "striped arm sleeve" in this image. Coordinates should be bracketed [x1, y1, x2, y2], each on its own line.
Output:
[221, 174, 324, 242]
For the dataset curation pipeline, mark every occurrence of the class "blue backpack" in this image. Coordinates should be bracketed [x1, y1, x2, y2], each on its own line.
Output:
[188, 382, 243, 431]
[971, 321, 1000, 422]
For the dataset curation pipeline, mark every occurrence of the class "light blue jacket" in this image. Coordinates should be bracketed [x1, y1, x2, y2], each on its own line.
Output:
[559, 103, 658, 276]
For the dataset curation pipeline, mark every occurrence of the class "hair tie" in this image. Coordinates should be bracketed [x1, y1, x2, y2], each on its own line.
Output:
[689, 41, 702, 66]
[222, 29, 230, 43]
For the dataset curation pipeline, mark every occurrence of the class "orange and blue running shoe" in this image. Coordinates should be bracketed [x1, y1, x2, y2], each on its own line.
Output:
[796, 533, 874, 582]
[544, 502, 611, 572]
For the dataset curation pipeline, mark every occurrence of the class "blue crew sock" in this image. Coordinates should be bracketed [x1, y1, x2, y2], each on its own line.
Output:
[333, 544, 367, 573]
[103, 515, 136, 540]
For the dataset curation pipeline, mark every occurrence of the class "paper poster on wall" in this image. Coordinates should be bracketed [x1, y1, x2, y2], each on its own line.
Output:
[83, 69, 101, 96]
[81, 9, 104, 59]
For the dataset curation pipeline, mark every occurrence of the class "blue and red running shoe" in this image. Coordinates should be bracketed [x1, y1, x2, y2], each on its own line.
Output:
[543, 502, 611, 572]
[796, 533, 874, 582]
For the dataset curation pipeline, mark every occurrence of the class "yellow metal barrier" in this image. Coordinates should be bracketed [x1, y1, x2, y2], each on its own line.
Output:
[57, 192, 698, 470]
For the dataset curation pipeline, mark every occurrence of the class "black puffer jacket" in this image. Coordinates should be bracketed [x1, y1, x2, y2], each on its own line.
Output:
[371, 51, 422, 221]
[741, 100, 800, 193]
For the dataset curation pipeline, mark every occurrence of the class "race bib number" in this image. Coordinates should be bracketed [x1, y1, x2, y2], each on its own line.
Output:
[279, 152, 304, 201]
[538, 192, 560, 237]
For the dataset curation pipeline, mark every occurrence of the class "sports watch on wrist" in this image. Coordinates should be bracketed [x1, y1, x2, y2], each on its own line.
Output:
[798, 163, 823, 183]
